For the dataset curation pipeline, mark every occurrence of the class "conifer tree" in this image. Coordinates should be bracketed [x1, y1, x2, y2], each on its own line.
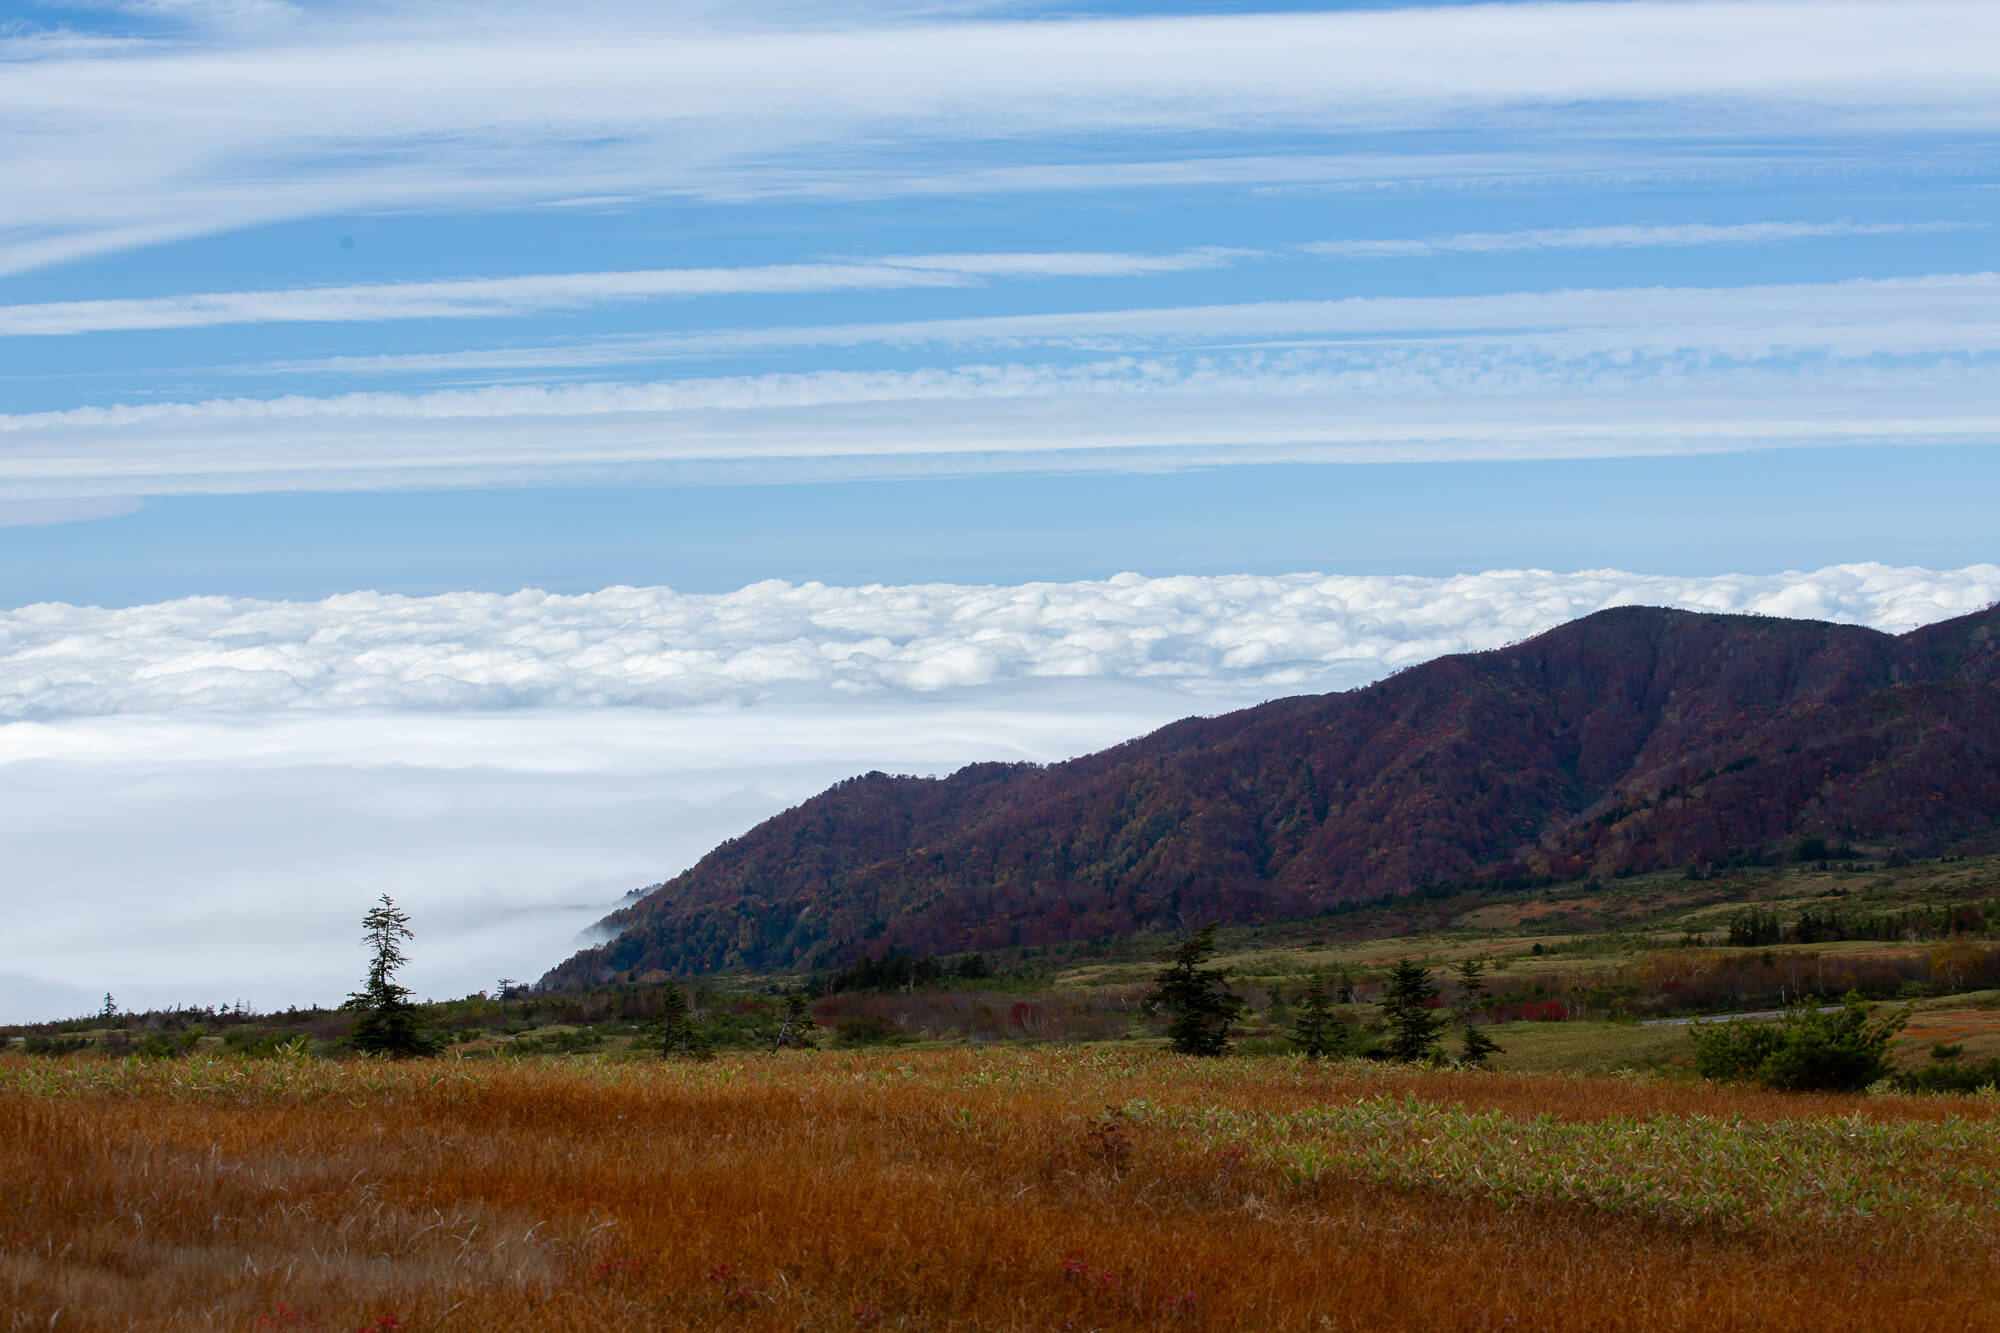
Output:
[1453, 956, 1504, 1067]
[1288, 972, 1348, 1059]
[1460, 1023, 1503, 1067]
[654, 984, 711, 1059]
[347, 895, 430, 1057]
[1380, 958, 1447, 1063]
[772, 990, 817, 1051]
[1146, 923, 1245, 1056]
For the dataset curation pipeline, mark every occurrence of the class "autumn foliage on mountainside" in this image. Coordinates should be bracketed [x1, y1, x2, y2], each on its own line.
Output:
[546, 603, 2000, 985]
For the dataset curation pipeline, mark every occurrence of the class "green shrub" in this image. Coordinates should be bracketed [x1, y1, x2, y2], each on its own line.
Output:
[510, 1028, 605, 1055]
[22, 1034, 91, 1056]
[1692, 994, 1907, 1092]
[1890, 1058, 2000, 1094]
[1233, 1034, 1296, 1057]
[834, 1015, 904, 1048]
[1691, 1019, 1785, 1082]
[221, 1029, 315, 1057]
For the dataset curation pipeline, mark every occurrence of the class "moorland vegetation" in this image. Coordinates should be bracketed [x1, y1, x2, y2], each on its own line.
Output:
[12, 775, 2000, 1327]
[7, 1048, 2000, 1330]
[13, 850, 2000, 1084]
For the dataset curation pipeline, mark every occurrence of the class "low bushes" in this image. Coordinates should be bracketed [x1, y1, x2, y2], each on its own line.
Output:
[1891, 1059, 2000, 1094]
[1692, 994, 1907, 1093]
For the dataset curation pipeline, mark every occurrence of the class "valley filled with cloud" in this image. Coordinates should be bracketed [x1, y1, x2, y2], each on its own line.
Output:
[3, 563, 1994, 1019]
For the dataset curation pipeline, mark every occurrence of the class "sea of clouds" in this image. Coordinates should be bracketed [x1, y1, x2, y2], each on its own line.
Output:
[3, 563, 1995, 1023]
[7, 564, 1996, 721]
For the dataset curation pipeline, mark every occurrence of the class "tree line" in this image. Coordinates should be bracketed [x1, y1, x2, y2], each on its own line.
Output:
[1142, 922, 1501, 1066]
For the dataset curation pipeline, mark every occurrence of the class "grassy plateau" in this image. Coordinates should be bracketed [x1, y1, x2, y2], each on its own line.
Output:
[6, 1048, 2000, 1331]
[13, 852, 2000, 1328]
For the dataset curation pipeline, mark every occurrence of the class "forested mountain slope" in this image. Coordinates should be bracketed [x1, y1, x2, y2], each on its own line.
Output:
[543, 602, 2000, 984]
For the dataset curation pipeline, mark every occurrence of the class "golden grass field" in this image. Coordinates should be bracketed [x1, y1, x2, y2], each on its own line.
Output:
[7, 1049, 2000, 1331]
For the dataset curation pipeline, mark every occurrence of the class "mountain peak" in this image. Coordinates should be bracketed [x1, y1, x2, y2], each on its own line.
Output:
[544, 604, 2000, 986]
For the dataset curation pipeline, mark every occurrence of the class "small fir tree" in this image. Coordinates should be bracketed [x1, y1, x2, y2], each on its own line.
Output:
[771, 990, 817, 1051]
[1288, 972, 1348, 1059]
[1453, 957, 1502, 1067]
[346, 895, 430, 1057]
[1453, 958, 1489, 1011]
[1146, 923, 1245, 1056]
[654, 984, 711, 1059]
[1460, 1023, 1503, 1067]
[1380, 958, 1448, 1063]
[1333, 967, 1355, 1005]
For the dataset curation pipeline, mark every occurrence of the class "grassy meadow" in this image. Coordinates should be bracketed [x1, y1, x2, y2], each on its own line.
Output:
[13, 852, 2000, 1328]
[7, 1048, 2000, 1331]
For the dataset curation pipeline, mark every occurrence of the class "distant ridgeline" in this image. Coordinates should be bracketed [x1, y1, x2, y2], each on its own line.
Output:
[543, 602, 2000, 987]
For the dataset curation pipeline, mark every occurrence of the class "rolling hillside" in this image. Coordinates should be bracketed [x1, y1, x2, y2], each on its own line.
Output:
[544, 601, 2000, 984]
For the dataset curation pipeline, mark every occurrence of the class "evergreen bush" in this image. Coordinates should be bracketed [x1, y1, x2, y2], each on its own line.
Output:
[1692, 994, 1907, 1092]
[1145, 923, 1245, 1057]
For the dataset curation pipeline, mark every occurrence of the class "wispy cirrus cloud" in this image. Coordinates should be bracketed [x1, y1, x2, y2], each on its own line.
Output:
[0, 496, 142, 527]
[6, 1, 2000, 272]
[1303, 219, 1982, 260]
[236, 270, 2000, 379]
[2, 219, 1959, 338]
[7, 273, 2000, 495]
[0, 247, 1248, 336]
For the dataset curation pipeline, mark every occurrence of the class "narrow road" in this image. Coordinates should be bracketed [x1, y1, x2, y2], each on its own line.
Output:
[1643, 1003, 1848, 1027]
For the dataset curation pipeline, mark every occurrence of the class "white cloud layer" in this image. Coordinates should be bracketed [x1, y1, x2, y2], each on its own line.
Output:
[6, 1, 2000, 272]
[0, 697, 1182, 1021]
[5, 563, 1995, 722]
[3, 560, 1994, 1021]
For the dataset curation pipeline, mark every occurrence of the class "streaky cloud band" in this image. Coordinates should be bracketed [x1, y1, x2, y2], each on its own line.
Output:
[0, 221, 1951, 338]
[7, 1, 2000, 271]
[0, 248, 1247, 337]
[232, 271, 2000, 378]
[1303, 219, 1981, 260]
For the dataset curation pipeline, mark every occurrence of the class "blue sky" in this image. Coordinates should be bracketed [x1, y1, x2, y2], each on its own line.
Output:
[3, 0, 1998, 1017]
[2, 0, 1997, 598]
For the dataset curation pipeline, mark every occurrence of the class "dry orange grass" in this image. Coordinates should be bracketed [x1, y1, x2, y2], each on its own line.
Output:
[4, 1049, 1999, 1331]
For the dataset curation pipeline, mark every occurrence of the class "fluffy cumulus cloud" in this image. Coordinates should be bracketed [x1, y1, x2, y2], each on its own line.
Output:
[5, 563, 1996, 721]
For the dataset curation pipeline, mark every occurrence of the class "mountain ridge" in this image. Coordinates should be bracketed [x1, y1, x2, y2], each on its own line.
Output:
[543, 601, 2000, 986]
